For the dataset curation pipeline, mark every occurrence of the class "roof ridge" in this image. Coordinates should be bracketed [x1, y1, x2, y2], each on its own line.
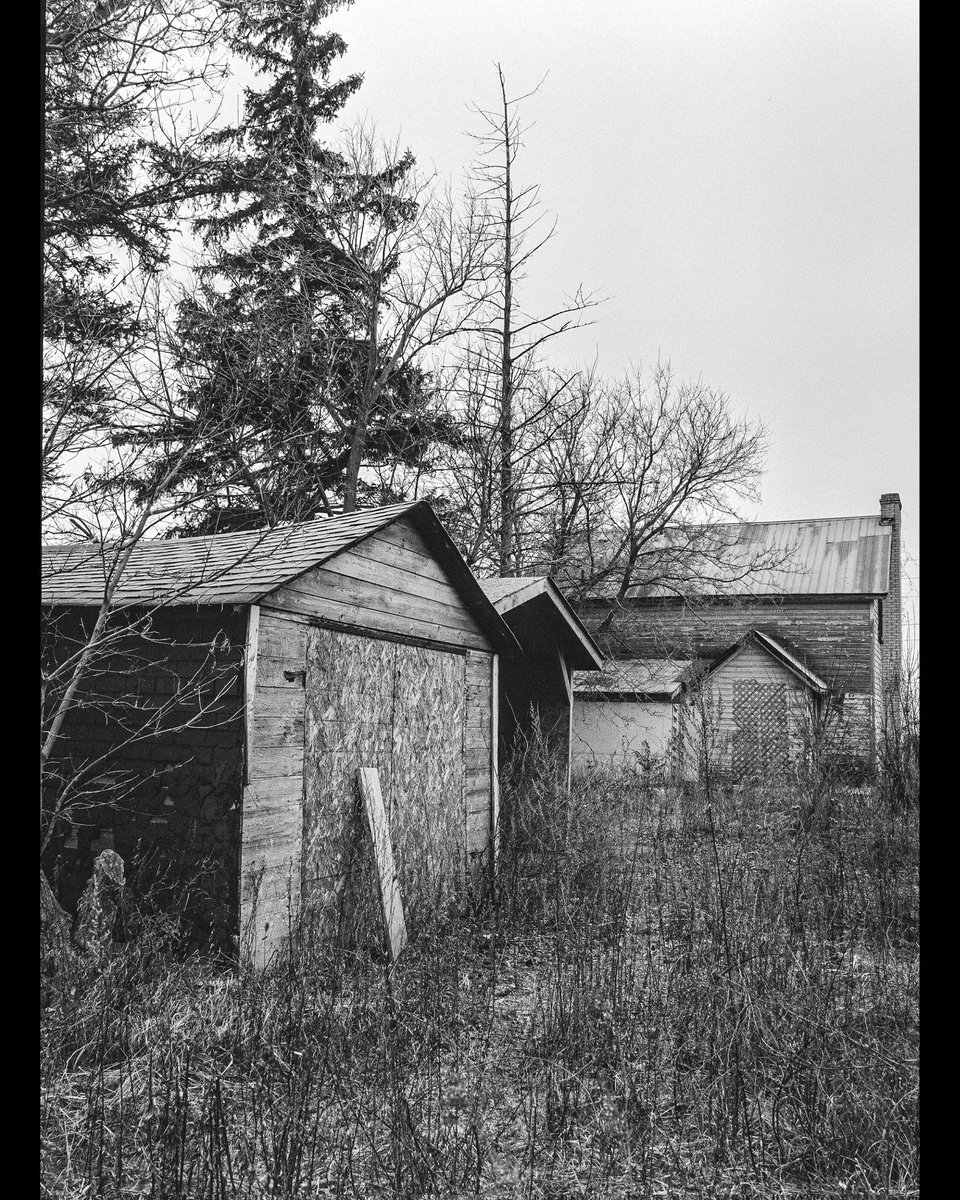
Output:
[664, 513, 882, 531]
[41, 501, 422, 553]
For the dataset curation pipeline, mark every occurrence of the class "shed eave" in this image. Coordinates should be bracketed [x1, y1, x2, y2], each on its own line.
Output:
[574, 687, 680, 702]
[479, 576, 604, 670]
[692, 629, 829, 696]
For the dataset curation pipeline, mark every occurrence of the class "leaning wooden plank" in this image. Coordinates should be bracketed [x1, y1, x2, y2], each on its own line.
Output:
[356, 766, 407, 964]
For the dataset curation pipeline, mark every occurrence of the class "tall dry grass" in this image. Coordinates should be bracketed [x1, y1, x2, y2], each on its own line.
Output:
[42, 731, 918, 1198]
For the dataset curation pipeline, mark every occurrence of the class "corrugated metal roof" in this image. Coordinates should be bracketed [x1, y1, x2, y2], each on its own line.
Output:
[624, 514, 891, 598]
[573, 658, 697, 699]
[41, 501, 425, 607]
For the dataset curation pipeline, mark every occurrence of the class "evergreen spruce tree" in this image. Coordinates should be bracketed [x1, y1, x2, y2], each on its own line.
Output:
[163, 0, 449, 530]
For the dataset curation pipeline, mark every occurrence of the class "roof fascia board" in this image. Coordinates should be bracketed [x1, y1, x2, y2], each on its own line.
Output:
[543, 578, 606, 670]
[690, 630, 827, 695]
[405, 505, 521, 657]
[484, 576, 605, 669]
[751, 630, 828, 693]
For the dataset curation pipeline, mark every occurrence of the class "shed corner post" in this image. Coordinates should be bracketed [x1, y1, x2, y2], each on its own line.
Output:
[237, 603, 260, 947]
[243, 604, 261, 790]
[490, 653, 500, 874]
[557, 643, 573, 794]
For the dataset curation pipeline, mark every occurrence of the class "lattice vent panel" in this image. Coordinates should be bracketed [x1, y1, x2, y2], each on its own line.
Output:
[732, 681, 788, 776]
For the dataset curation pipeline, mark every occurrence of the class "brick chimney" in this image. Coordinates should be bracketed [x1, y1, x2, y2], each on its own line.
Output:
[878, 493, 902, 690]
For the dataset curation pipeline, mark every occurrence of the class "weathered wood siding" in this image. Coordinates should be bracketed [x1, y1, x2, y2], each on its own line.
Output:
[263, 519, 491, 650]
[240, 515, 496, 964]
[464, 651, 496, 861]
[582, 595, 880, 768]
[583, 597, 876, 695]
[677, 641, 813, 778]
[42, 607, 246, 949]
[239, 607, 306, 963]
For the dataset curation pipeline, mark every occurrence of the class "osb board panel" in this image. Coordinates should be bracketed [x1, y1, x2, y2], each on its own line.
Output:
[390, 643, 466, 918]
[302, 628, 396, 930]
[302, 627, 477, 938]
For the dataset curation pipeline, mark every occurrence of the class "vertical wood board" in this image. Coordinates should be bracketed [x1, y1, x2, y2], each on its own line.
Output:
[244, 605, 260, 786]
[356, 767, 407, 962]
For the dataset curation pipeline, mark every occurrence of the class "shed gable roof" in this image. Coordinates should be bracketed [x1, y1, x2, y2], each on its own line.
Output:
[695, 629, 828, 695]
[41, 502, 519, 655]
[573, 657, 696, 700]
[479, 576, 605, 671]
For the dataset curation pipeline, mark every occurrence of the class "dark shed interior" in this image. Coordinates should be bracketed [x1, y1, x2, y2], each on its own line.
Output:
[480, 578, 604, 784]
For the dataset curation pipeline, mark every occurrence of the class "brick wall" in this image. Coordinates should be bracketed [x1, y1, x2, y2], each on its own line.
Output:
[42, 606, 247, 950]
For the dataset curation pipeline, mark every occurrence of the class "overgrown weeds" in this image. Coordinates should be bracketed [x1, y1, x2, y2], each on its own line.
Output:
[42, 735, 918, 1198]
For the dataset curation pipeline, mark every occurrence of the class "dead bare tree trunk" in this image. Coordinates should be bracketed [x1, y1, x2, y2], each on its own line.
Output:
[466, 64, 600, 577]
[497, 67, 516, 574]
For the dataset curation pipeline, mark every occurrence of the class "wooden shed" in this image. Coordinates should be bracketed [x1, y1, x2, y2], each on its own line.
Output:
[673, 629, 829, 781]
[478, 577, 604, 787]
[41, 502, 517, 965]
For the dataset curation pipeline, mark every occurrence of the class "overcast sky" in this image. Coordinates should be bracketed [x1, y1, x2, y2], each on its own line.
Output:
[328, 0, 918, 635]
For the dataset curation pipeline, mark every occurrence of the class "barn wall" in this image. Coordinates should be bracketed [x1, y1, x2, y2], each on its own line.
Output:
[42, 607, 246, 949]
[583, 597, 876, 695]
[241, 515, 496, 964]
[571, 698, 675, 765]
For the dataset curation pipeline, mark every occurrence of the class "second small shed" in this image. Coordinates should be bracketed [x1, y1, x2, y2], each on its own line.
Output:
[479, 576, 604, 786]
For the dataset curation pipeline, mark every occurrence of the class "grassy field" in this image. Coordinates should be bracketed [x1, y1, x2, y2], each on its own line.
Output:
[41, 763, 918, 1198]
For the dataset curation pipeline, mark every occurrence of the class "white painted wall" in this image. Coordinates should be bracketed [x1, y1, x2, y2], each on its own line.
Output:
[571, 698, 675, 766]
